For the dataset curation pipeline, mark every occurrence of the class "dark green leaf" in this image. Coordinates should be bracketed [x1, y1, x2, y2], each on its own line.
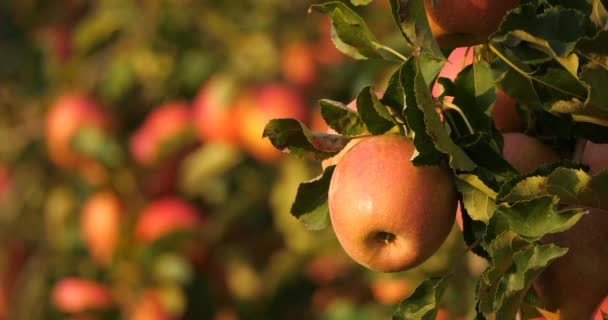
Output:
[356, 86, 396, 134]
[387, 0, 443, 60]
[392, 276, 449, 320]
[290, 166, 335, 230]
[452, 62, 497, 132]
[319, 99, 367, 136]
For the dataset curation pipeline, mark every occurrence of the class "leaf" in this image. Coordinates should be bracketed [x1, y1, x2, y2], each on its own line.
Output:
[412, 58, 477, 171]
[498, 167, 608, 211]
[263, 118, 351, 160]
[451, 62, 497, 132]
[319, 99, 367, 136]
[455, 174, 497, 223]
[350, 0, 373, 5]
[392, 276, 449, 320]
[290, 166, 335, 230]
[356, 86, 396, 134]
[387, 0, 443, 60]
[487, 196, 586, 242]
[590, 0, 608, 29]
[311, 2, 384, 60]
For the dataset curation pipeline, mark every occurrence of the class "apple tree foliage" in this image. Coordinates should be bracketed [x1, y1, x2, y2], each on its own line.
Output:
[263, 0, 608, 318]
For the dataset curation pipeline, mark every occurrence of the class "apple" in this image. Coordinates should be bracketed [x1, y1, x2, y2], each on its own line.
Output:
[328, 134, 457, 272]
[305, 253, 353, 286]
[45, 93, 112, 184]
[593, 296, 608, 320]
[193, 76, 241, 145]
[134, 197, 203, 244]
[502, 133, 560, 174]
[281, 41, 317, 88]
[129, 290, 170, 320]
[239, 83, 307, 163]
[582, 142, 608, 175]
[424, 0, 520, 48]
[130, 102, 194, 166]
[80, 191, 122, 266]
[533, 207, 608, 320]
[370, 275, 413, 304]
[51, 278, 113, 313]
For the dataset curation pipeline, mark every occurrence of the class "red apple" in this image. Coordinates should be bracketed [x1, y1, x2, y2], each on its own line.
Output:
[582, 142, 608, 175]
[81, 191, 123, 266]
[328, 134, 457, 272]
[281, 41, 317, 88]
[134, 197, 202, 244]
[193, 76, 241, 145]
[502, 133, 560, 174]
[51, 278, 113, 313]
[593, 296, 608, 320]
[130, 102, 194, 166]
[45, 93, 112, 184]
[424, 0, 521, 48]
[239, 83, 307, 163]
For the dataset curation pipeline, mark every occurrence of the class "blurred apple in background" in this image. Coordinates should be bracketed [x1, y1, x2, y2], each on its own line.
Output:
[80, 191, 123, 266]
[130, 290, 171, 320]
[238, 83, 307, 163]
[502, 133, 560, 174]
[370, 275, 413, 305]
[193, 76, 241, 145]
[130, 102, 195, 166]
[134, 197, 203, 244]
[51, 278, 113, 313]
[582, 142, 608, 175]
[281, 41, 317, 88]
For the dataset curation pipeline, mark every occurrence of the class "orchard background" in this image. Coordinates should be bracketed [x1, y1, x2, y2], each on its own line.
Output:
[1, 0, 608, 320]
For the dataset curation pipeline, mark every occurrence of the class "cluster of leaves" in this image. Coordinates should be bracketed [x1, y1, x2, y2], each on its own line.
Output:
[263, 0, 608, 319]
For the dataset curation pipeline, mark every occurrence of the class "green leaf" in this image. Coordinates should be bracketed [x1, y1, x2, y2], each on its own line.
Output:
[452, 62, 497, 132]
[349, 0, 373, 5]
[290, 166, 335, 230]
[319, 99, 367, 136]
[412, 58, 477, 171]
[356, 86, 396, 134]
[392, 276, 449, 320]
[455, 174, 497, 223]
[498, 167, 608, 211]
[263, 119, 351, 160]
[387, 0, 443, 60]
[576, 63, 608, 126]
[488, 196, 586, 242]
[311, 2, 387, 60]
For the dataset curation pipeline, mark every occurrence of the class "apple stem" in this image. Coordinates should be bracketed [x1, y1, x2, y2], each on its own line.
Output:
[442, 101, 474, 134]
[572, 138, 587, 163]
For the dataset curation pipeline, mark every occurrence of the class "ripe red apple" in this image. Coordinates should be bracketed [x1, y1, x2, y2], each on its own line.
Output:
[533, 207, 608, 320]
[134, 197, 203, 244]
[593, 296, 608, 320]
[328, 134, 457, 272]
[502, 133, 560, 174]
[193, 76, 241, 145]
[51, 278, 113, 313]
[45, 93, 112, 184]
[81, 191, 122, 266]
[582, 142, 608, 175]
[424, 0, 520, 48]
[239, 83, 307, 163]
[370, 275, 413, 304]
[130, 102, 194, 166]
[281, 41, 317, 88]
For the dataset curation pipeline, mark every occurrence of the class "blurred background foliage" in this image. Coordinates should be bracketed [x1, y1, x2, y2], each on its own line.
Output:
[0, 1, 481, 319]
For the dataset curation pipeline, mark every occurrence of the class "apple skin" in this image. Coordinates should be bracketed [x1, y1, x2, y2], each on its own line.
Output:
[533, 207, 608, 320]
[130, 102, 193, 166]
[134, 197, 203, 244]
[593, 296, 608, 320]
[502, 133, 560, 174]
[193, 76, 241, 145]
[582, 142, 608, 175]
[45, 93, 112, 184]
[239, 83, 307, 163]
[81, 191, 122, 266]
[51, 278, 113, 313]
[424, 0, 520, 48]
[281, 41, 317, 88]
[328, 134, 457, 272]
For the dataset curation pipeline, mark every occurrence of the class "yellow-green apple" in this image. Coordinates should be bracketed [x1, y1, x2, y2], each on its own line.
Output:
[51, 278, 113, 313]
[130, 102, 195, 166]
[193, 76, 241, 145]
[502, 133, 560, 174]
[370, 275, 413, 304]
[582, 142, 608, 175]
[80, 191, 122, 266]
[533, 207, 608, 320]
[45, 93, 112, 184]
[134, 197, 203, 244]
[424, 0, 520, 48]
[239, 83, 307, 163]
[281, 41, 317, 88]
[328, 134, 457, 272]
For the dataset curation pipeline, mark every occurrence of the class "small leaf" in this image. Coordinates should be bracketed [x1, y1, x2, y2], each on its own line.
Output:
[356, 86, 396, 134]
[387, 0, 443, 59]
[392, 276, 449, 320]
[290, 166, 335, 230]
[455, 175, 497, 223]
[263, 118, 351, 160]
[452, 62, 497, 132]
[319, 99, 366, 136]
